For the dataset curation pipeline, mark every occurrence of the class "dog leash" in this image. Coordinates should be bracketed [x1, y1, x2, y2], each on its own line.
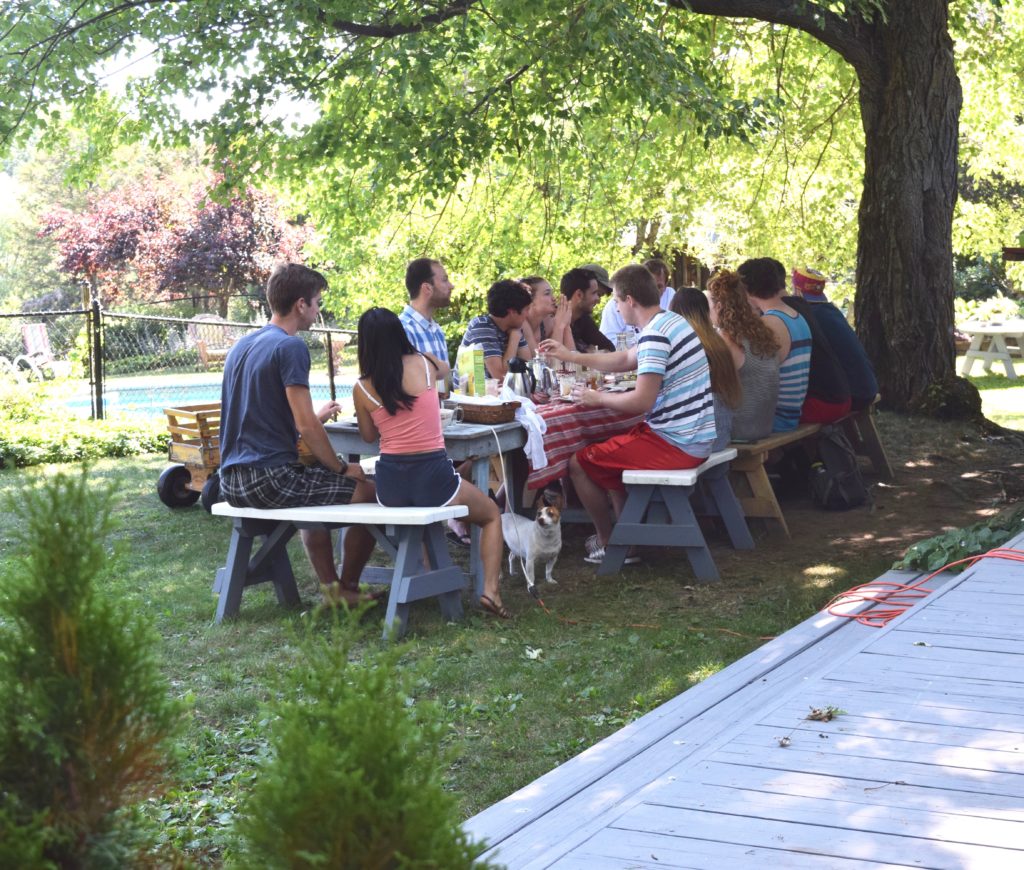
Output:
[487, 424, 529, 562]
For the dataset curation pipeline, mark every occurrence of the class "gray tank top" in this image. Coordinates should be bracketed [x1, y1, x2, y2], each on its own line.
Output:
[732, 337, 780, 441]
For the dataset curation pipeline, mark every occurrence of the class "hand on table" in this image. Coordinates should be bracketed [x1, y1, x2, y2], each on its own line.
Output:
[571, 383, 601, 406]
[317, 400, 343, 422]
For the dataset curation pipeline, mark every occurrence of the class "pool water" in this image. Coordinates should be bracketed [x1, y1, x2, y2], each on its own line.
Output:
[66, 380, 354, 419]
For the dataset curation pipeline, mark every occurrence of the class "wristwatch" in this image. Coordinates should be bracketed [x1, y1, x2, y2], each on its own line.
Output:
[336, 454, 349, 474]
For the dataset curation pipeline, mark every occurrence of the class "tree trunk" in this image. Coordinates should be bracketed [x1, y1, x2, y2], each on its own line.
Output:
[218, 279, 234, 319]
[853, 1, 961, 410]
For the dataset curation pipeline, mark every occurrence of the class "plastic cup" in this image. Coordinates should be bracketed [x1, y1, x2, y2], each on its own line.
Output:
[485, 378, 500, 397]
[558, 374, 574, 398]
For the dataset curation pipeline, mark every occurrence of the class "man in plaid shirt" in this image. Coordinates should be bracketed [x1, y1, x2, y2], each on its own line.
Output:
[400, 258, 453, 367]
[398, 257, 472, 547]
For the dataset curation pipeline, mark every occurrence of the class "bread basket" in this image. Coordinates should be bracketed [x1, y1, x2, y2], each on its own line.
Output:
[448, 398, 520, 424]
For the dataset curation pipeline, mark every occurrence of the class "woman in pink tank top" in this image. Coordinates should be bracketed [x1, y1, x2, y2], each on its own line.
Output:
[353, 308, 511, 619]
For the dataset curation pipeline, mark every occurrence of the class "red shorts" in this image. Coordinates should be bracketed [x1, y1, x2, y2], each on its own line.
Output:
[801, 395, 852, 425]
[575, 421, 705, 492]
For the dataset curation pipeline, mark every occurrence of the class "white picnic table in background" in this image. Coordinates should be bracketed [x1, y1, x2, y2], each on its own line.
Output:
[959, 319, 1024, 379]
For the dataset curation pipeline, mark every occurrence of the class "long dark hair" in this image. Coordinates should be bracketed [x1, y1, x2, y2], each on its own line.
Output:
[357, 307, 417, 415]
[670, 288, 742, 409]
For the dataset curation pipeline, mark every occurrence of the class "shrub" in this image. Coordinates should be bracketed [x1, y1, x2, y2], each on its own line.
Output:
[894, 505, 1024, 573]
[952, 254, 1012, 302]
[954, 291, 1024, 326]
[0, 469, 181, 866]
[0, 415, 169, 468]
[231, 611, 494, 869]
[0, 378, 46, 424]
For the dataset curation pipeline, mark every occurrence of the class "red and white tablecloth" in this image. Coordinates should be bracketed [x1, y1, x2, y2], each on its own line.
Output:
[526, 401, 644, 489]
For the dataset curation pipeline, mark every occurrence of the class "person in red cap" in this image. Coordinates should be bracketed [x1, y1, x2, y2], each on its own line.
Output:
[791, 267, 878, 410]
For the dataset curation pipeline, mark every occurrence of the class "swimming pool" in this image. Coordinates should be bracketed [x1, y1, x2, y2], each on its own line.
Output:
[66, 379, 354, 419]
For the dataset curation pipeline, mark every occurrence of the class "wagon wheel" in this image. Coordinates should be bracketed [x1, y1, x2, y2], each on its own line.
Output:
[200, 471, 221, 513]
[157, 464, 200, 508]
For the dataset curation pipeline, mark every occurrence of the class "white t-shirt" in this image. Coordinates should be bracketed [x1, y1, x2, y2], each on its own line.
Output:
[599, 286, 676, 343]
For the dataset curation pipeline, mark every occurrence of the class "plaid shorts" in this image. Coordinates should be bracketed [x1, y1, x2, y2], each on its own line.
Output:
[221, 463, 357, 509]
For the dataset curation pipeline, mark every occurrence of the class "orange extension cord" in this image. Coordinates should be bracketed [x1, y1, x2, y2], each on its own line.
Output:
[824, 546, 1024, 628]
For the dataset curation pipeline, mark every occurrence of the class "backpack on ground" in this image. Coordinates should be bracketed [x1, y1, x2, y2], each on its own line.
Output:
[809, 424, 868, 510]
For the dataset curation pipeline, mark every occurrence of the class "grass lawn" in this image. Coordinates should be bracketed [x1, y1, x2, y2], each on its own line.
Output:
[0, 391, 1021, 865]
[0, 457, 875, 865]
[960, 356, 1024, 429]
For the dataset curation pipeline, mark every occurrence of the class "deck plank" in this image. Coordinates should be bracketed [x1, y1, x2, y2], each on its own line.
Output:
[549, 829, 923, 869]
[691, 761, 1024, 822]
[607, 804, 1023, 866]
[632, 784, 1024, 850]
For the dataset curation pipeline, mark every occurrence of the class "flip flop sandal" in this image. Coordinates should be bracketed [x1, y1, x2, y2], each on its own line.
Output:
[446, 529, 472, 548]
[479, 594, 512, 620]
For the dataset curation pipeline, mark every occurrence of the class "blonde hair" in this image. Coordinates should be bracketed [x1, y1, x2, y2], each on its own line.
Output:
[707, 270, 779, 359]
[670, 288, 741, 409]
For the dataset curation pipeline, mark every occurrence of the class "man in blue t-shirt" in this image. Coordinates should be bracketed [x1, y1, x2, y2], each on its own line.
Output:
[219, 263, 378, 606]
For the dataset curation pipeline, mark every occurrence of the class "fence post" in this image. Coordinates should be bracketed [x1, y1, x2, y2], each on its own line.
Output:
[89, 301, 104, 420]
[327, 328, 337, 402]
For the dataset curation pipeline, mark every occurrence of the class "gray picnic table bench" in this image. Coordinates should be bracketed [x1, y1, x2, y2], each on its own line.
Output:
[210, 501, 468, 639]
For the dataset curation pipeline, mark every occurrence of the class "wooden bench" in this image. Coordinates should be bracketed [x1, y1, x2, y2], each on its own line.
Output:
[210, 502, 469, 639]
[729, 424, 821, 538]
[598, 449, 752, 579]
[729, 403, 893, 537]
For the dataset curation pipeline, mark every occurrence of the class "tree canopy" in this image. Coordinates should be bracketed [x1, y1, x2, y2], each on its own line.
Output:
[39, 171, 311, 313]
[3, 1, 1024, 406]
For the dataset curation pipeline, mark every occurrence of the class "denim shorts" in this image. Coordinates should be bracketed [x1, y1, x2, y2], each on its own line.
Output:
[374, 450, 461, 508]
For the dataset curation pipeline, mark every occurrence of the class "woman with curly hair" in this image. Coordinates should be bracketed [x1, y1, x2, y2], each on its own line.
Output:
[706, 270, 781, 442]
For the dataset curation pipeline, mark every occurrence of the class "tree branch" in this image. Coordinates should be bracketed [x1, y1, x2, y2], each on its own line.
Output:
[322, 1, 479, 38]
[665, 1, 881, 81]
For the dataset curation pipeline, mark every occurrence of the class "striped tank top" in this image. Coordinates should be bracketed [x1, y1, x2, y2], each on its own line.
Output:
[764, 308, 811, 432]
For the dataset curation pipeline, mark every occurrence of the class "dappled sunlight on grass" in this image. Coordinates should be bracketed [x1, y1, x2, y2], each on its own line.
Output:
[959, 356, 1024, 431]
[801, 564, 847, 583]
[687, 663, 723, 684]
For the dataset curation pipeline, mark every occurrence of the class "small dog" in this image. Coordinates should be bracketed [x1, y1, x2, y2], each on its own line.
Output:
[501, 490, 563, 599]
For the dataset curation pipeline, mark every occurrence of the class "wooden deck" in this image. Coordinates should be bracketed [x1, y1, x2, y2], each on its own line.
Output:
[465, 532, 1024, 868]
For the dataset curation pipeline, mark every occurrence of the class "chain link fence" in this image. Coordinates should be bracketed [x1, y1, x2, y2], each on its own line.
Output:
[1, 306, 356, 422]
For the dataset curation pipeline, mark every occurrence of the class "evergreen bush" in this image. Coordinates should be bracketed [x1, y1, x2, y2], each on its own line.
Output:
[0, 470, 181, 867]
[231, 610, 494, 869]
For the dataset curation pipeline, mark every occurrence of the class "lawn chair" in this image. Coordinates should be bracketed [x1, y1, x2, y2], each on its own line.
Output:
[1, 355, 28, 383]
[18, 323, 72, 379]
[187, 314, 237, 370]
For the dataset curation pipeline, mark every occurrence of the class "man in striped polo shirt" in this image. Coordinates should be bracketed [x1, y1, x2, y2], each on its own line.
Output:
[539, 264, 716, 564]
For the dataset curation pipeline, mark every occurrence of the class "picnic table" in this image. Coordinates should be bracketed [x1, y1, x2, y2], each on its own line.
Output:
[959, 319, 1024, 379]
[526, 399, 644, 490]
[325, 418, 526, 599]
